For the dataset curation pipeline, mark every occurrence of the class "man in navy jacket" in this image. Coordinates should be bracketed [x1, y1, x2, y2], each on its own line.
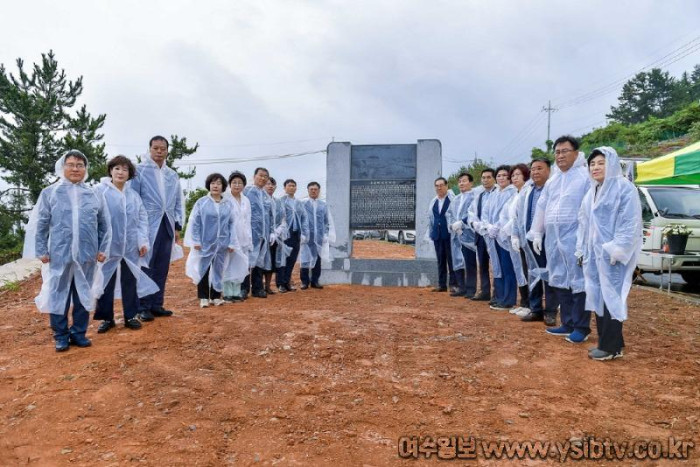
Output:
[429, 177, 454, 292]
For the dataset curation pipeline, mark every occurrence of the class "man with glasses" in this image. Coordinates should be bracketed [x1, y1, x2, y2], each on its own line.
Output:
[300, 182, 331, 289]
[278, 179, 309, 293]
[243, 167, 274, 298]
[528, 135, 591, 343]
[468, 168, 497, 302]
[130, 136, 185, 321]
[427, 177, 454, 292]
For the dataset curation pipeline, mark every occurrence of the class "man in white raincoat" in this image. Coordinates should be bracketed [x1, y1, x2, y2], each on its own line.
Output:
[129, 136, 185, 321]
[300, 181, 333, 289]
[446, 172, 479, 298]
[528, 135, 592, 343]
[577, 147, 641, 360]
[467, 169, 497, 302]
[277, 179, 309, 293]
[263, 177, 289, 294]
[23, 150, 111, 351]
[243, 167, 274, 298]
[94, 156, 159, 333]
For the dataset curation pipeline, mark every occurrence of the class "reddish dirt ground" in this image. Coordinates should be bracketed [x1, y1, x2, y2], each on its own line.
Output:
[0, 241, 698, 466]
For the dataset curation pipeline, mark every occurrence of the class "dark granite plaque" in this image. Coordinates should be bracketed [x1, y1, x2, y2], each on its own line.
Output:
[350, 145, 416, 229]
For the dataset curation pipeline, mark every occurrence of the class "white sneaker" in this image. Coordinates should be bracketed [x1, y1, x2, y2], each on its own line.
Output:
[516, 307, 531, 317]
[199, 299, 209, 308]
[211, 298, 226, 306]
[509, 307, 521, 314]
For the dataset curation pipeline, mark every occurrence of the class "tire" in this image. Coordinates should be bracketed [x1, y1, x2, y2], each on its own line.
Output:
[398, 232, 405, 244]
[680, 271, 700, 287]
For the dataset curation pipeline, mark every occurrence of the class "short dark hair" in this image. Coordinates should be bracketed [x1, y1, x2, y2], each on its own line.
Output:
[268, 177, 277, 186]
[205, 173, 227, 191]
[509, 163, 530, 181]
[553, 135, 579, 151]
[63, 150, 88, 166]
[283, 178, 296, 187]
[458, 172, 474, 182]
[228, 171, 247, 186]
[481, 168, 496, 178]
[307, 181, 320, 189]
[434, 177, 448, 186]
[107, 155, 136, 180]
[254, 167, 269, 176]
[149, 135, 169, 148]
[587, 149, 605, 165]
[530, 157, 552, 168]
[495, 165, 511, 177]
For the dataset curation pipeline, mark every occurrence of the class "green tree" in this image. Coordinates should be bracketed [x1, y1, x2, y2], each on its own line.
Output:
[446, 157, 492, 192]
[607, 68, 676, 124]
[183, 187, 208, 233]
[0, 50, 106, 203]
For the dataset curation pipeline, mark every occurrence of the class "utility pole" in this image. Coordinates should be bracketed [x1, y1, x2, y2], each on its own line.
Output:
[541, 100, 558, 149]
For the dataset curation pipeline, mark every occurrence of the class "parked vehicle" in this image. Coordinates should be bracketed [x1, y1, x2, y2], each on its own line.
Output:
[383, 229, 416, 244]
[353, 230, 382, 240]
[637, 185, 700, 284]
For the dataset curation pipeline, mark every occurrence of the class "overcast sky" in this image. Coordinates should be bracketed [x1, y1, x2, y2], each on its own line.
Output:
[2, 0, 699, 195]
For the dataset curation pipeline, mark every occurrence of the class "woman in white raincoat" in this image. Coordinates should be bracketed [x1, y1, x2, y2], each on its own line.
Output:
[576, 147, 641, 361]
[446, 173, 481, 298]
[222, 171, 252, 301]
[185, 173, 241, 308]
[93, 156, 159, 333]
[300, 182, 335, 288]
[482, 165, 518, 310]
[498, 163, 531, 315]
[23, 150, 111, 352]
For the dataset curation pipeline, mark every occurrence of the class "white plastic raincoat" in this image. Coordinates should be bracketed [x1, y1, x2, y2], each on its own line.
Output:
[527, 152, 590, 292]
[300, 198, 335, 268]
[576, 147, 642, 321]
[243, 185, 274, 270]
[23, 153, 111, 315]
[510, 181, 548, 289]
[222, 192, 251, 282]
[498, 181, 532, 287]
[94, 178, 159, 299]
[480, 184, 517, 278]
[184, 195, 243, 291]
[269, 195, 291, 268]
[445, 189, 478, 271]
[129, 156, 185, 263]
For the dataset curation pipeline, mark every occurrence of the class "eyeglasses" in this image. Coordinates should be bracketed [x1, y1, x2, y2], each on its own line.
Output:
[65, 163, 85, 169]
[231, 181, 244, 186]
[554, 148, 575, 156]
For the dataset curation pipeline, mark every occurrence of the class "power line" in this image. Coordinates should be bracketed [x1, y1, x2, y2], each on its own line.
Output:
[496, 111, 547, 158]
[171, 149, 326, 166]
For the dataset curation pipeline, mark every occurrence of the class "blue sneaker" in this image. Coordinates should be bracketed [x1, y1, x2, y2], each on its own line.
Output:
[545, 325, 572, 336]
[565, 329, 590, 344]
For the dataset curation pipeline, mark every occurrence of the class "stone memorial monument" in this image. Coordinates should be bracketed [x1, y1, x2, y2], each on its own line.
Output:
[323, 139, 442, 286]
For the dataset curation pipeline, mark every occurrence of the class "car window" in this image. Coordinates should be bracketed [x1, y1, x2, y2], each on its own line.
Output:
[647, 187, 700, 219]
[638, 189, 654, 223]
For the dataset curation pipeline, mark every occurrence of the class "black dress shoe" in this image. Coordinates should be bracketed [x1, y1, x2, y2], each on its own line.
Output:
[544, 313, 557, 326]
[139, 310, 155, 321]
[278, 285, 288, 293]
[431, 287, 447, 292]
[231, 296, 244, 302]
[151, 308, 173, 317]
[287, 285, 297, 292]
[252, 290, 268, 298]
[55, 340, 70, 352]
[300, 284, 309, 290]
[265, 287, 277, 295]
[450, 289, 466, 297]
[310, 283, 324, 289]
[464, 294, 475, 299]
[69, 335, 92, 348]
[125, 318, 142, 330]
[471, 293, 491, 301]
[520, 312, 544, 322]
[97, 320, 116, 334]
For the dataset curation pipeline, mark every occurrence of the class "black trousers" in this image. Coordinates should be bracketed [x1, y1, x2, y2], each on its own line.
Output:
[300, 255, 322, 285]
[278, 230, 301, 287]
[95, 259, 138, 321]
[475, 234, 491, 296]
[140, 216, 173, 312]
[433, 238, 454, 289]
[197, 266, 221, 300]
[595, 305, 624, 353]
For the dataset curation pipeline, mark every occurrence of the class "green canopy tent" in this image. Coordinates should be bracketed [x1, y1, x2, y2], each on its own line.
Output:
[635, 140, 700, 185]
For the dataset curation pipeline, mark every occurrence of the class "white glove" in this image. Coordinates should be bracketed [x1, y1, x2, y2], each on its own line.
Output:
[487, 224, 499, 238]
[610, 257, 617, 266]
[511, 237, 520, 251]
[472, 220, 481, 231]
[532, 237, 543, 255]
[300, 235, 308, 244]
[269, 233, 277, 245]
[323, 235, 329, 244]
[451, 221, 463, 233]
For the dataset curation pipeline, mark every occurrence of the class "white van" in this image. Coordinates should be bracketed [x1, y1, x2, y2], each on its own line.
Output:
[637, 185, 700, 284]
